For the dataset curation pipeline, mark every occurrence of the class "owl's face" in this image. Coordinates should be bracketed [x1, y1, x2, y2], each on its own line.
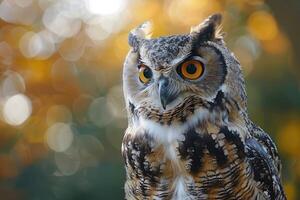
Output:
[123, 14, 246, 117]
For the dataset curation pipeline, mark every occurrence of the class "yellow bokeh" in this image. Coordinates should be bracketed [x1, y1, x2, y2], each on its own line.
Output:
[284, 182, 296, 200]
[247, 11, 279, 41]
[278, 120, 300, 158]
[262, 31, 290, 55]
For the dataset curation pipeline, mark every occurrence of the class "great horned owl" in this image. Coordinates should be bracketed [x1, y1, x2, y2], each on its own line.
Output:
[122, 14, 286, 200]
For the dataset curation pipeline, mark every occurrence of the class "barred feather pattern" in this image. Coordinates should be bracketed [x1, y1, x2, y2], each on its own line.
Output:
[122, 93, 286, 200]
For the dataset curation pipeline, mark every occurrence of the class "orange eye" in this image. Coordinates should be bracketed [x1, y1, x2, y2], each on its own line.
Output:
[178, 60, 204, 80]
[139, 65, 153, 84]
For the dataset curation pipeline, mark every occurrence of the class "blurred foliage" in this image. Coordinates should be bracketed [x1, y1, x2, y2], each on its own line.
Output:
[0, 0, 299, 199]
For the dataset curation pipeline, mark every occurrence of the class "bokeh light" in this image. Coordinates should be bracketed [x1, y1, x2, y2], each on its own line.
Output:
[45, 122, 74, 152]
[247, 11, 279, 41]
[54, 149, 80, 176]
[85, 0, 126, 16]
[3, 94, 32, 126]
[0, 0, 298, 199]
[1, 71, 26, 97]
[278, 120, 300, 157]
[88, 97, 113, 127]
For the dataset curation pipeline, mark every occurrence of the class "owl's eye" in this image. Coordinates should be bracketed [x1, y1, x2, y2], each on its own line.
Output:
[139, 65, 153, 84]
[177, 59, 204, 80]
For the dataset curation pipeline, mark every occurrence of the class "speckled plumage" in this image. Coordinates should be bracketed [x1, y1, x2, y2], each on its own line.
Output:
[122, 14, 286, 200]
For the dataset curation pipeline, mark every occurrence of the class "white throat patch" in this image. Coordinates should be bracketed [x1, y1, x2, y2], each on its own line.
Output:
[132, 107, 212, 199]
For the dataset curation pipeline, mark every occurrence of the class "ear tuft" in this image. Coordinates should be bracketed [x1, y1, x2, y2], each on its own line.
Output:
[128, 21, 153, 50]
[134, 21, 153, 39]
[190, 13, 223, 42]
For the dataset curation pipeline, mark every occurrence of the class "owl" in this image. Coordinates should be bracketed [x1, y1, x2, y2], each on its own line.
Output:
[121, 14, 286, 200]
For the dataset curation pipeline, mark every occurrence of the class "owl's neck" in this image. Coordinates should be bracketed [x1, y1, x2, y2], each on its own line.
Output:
[128, 90, 246, 142]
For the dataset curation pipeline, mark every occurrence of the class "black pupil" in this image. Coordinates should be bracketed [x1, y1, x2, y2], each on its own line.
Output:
[143, 67, 152, 79]
[186, 64, 197, 74]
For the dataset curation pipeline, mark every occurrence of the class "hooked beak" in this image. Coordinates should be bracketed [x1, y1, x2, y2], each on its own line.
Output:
[158, 76, 178, 110]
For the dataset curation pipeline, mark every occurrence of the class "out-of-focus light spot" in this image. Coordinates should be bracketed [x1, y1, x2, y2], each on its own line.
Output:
[247, 11, 278, 41]
[53, 134, 103, 175]
[58, 35, 86, 61]
[19, 31, 55, 59]
[34, 30, 56, 59]
[84, 7, 129, 43]
[20, 32, 42, 58]
[235, 35, 261, 59]
[284, 182, 296, 200]
[233, 35, 260, 76]
[85, 16, 125, 43]
[54, 148, 80, 176]
[19, 31, 36, 58]
[107, 85, 126, 119]
[85, 23, 111, 42]
[59, 0, 87, 19]
[1, 71, 26, 97]
[43, 5, 82, 38]
[0, 42, 13, 65]
[0, 0, 38, 25]
[29, 32, 49, 58]
[40, 29, 64, 44]
[262, 32, 290, 55]
[3, 94, 32, 126]
[46, 105, 72, 125]
[85, 0, 126, 16]
[46, 123, 74, 152]
[88, 97, 113, 127]
[278, 120, 300, 157]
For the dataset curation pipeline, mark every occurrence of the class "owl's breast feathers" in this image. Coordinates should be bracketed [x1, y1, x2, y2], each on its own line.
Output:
[122, 97, 286, 200]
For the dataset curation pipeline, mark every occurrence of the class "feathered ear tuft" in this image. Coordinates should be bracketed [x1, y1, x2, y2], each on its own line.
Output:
[128, 21, 153, 51]
[190, 13, 223, 43]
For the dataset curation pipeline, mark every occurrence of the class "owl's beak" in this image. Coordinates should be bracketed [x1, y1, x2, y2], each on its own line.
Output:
[158, 76, 178, 110]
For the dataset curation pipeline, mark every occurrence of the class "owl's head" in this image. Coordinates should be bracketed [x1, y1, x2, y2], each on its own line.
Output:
[123, 14, 247, 123]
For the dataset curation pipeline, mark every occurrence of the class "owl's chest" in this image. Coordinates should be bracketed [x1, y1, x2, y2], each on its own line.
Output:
[123, 123, 255, 199]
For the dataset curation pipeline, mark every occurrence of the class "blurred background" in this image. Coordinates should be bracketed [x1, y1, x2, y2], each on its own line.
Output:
[0, 0, 299, 199]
